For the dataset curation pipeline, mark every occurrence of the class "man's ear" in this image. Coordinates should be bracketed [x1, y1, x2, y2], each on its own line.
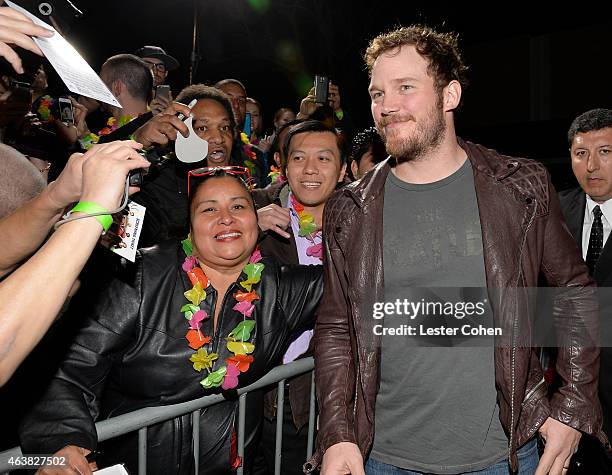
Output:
[273, 151, 281, 167]
[111, 80, 123, 98]
[442, 80, 462, 112]
[338, 162, 347, 183]
[351, 160, 359, 180]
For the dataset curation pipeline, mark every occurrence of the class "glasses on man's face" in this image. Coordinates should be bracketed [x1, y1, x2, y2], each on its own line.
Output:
[144, 61, 167, 72]
[187, 166, 252, 195]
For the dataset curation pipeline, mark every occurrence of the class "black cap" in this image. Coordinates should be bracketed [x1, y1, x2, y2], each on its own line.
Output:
[134, 46, 180, 71]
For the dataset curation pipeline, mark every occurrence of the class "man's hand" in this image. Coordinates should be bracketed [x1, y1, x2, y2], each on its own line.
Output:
[36, 445, 96, 475]
[535, 417, 581, 475]
[257, 204, 291, 238]
[46, 141, 149, 211]
[72, 99, 91, 139]
[0, 7, 53, 74]
[133, 101, 191, 147]
[79, 141, 150, 210]
[321, 442, 364, 475]
[297, 88, 321, 120]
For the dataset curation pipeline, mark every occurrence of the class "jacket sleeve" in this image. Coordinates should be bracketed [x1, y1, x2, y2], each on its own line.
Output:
[540, 175, 603, 437]
[309, 196, 358, 469]
[18, 258, 142, 454]
[277, 264, 324, 334]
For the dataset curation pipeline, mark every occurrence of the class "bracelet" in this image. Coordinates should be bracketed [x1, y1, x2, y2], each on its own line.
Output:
[70, 201, 113, 232]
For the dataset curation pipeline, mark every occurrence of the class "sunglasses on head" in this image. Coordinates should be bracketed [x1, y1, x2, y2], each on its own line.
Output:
[187, 166, 253, 195]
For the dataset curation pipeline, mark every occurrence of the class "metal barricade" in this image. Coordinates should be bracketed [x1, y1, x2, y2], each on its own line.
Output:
[0, 358, 315, 475]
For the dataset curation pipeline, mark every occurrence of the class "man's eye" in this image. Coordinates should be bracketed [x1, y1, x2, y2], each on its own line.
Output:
[232, 204, 245, 210]
[220, 125, 231, 132]
[371, 91, 382, 100]
[202, 207, 215, 213]
[601, 148, 611, 155]
[575, 150, 586, 158]
[400, 84, 412, 91]
[292, 155, 304, 161]
[319, 156, 331, 162]
[196, 126, 207, 133]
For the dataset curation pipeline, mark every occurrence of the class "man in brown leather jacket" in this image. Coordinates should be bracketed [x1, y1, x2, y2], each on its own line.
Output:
[308, 25, 607, 475]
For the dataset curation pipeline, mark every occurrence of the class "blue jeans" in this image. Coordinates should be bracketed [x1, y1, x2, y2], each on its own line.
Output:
[365, 439, 539, 475]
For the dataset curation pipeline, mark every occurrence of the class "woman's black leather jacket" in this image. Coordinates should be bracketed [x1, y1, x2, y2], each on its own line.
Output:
[19, 240, 323, 474]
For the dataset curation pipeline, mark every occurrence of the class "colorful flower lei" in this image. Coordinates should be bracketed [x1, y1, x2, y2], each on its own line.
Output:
[80, 115, 134, 150]
[267, 165, 286, 185]
[181, 238, 264, 390]
[289, 194, 323, 260]
[35, 95, 54, 122]
[240, 131, 258, 180]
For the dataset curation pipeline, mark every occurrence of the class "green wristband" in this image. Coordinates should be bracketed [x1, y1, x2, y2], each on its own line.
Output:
[70, 201, 113, 232]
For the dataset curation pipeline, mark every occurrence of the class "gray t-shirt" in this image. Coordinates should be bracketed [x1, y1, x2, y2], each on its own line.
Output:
[371, 160, 508, 473]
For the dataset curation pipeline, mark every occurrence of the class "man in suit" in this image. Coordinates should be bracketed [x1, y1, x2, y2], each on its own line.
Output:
[559, 108, 612, 473]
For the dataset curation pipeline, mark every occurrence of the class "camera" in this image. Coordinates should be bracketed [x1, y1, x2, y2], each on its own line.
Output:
[127, 148, 166, 186]
[314, 75, 329, 104]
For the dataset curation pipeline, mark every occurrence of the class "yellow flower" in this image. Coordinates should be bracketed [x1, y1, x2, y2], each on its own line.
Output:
[190, 348, 218, 372]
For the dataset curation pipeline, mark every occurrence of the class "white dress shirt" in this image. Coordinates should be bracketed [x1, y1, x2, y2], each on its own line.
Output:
[581, 195, 612, 259]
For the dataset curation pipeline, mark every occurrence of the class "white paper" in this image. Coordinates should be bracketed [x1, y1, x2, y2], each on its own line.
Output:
[94, 464, 130, 475]
[175, 116, 209, 163]
[5, 0, 121, 107]
[111, 201, 146, 262]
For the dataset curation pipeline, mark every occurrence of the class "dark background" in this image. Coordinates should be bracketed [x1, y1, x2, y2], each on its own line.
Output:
[16, 0, 612, 185]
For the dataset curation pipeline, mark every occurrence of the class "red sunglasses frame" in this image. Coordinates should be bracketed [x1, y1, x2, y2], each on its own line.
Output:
[187, 166, 253, 195]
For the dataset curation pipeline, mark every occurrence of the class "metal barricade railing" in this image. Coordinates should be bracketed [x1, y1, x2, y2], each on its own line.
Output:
[0, 357, 315, 475]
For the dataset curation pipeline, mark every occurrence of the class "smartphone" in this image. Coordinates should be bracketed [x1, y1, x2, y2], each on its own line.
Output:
[243, 112, 252, 137]
[314, 75, 329, 104]
[155, 85, 171, 101]
[58, 97, 74, 125]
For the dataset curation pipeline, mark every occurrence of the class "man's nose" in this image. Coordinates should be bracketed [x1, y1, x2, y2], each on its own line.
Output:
[380, 92, 400, 115]
[303, 157, 319, 174]
[587, 153, 600, 172]
[207, 128, 223, 144]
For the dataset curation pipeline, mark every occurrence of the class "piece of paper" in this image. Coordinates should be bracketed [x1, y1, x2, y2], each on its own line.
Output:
[94, 464, 130, 475]
[110, 201, 146, 262]
[5, 0, 121, 107]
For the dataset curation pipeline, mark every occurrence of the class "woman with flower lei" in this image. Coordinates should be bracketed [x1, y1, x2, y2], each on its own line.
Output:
[20, 168, 323, 475]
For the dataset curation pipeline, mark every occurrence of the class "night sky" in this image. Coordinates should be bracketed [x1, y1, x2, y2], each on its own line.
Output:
[16, 0, 612, 188]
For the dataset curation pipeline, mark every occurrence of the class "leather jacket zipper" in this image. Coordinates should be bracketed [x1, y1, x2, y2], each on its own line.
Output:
[210, 286, 234, 356]
[523, 377, 545, 404]
[509, 198, 537, 466]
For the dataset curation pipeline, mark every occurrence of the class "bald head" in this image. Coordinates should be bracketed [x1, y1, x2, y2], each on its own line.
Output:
[0, 145, 46, 219]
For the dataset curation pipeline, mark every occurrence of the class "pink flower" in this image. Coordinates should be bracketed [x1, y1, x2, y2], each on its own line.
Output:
[189, 310, 209, 330]
[222, 364, 240, 390]
[306, 243, 323, 259]
[249, 249, 262, 264]
[233, 300, 255, 318]
[182, 256, 197, 273]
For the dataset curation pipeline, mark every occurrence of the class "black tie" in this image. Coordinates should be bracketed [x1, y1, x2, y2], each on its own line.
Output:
[586, 205, 604, 276]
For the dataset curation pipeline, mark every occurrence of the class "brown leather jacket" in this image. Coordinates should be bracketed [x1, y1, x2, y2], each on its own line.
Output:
[306, 139, 607, 473]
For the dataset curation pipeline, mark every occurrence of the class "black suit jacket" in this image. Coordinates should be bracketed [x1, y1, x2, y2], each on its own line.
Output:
[559, 187, 612, 286]
[559, 187, 612, 472]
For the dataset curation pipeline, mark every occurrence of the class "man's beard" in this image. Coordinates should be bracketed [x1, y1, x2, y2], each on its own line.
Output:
[377, 96, 446, 163]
